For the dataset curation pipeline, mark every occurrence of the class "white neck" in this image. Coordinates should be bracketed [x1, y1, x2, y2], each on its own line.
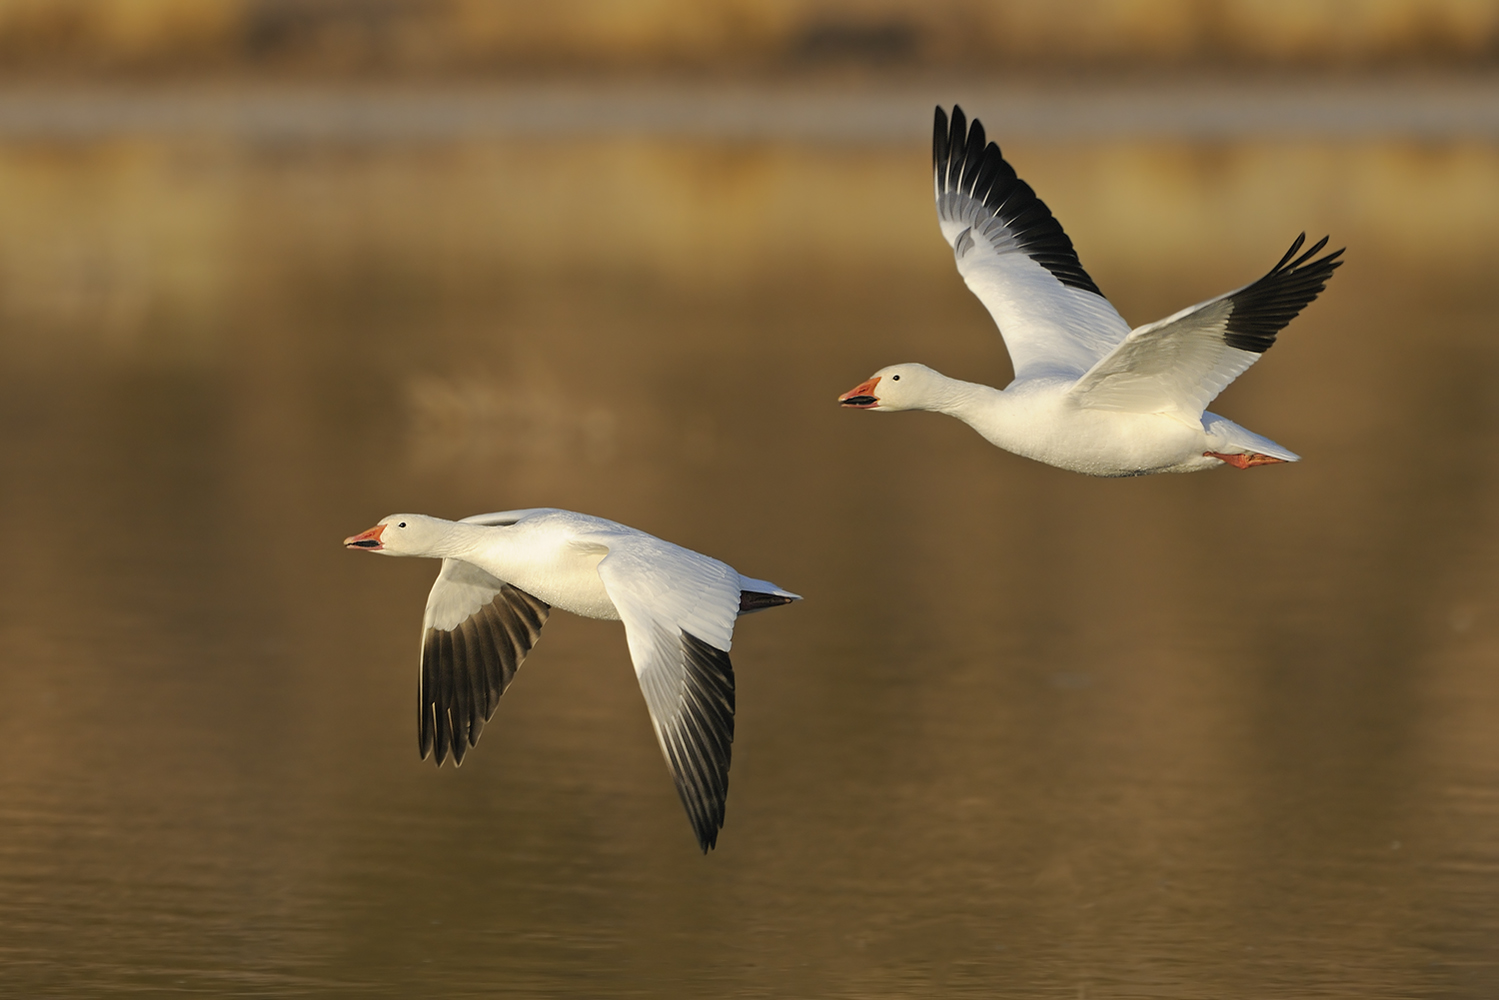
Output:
[919, 371, 994, 414]
[916, 370, 1029, 453]
[419, 519, 495, 560]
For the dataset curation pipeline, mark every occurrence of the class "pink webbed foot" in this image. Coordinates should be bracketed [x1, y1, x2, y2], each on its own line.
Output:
[1205, 451, 1287, 470]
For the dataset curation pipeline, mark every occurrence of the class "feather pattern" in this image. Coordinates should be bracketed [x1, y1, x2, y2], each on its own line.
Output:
[419, 560, 550, 766]
[594, 541, 745, 852]
[630, 626, 735, 851]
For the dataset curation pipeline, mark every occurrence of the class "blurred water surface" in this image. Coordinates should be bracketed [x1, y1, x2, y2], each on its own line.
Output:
[1, 86, 1497, 998]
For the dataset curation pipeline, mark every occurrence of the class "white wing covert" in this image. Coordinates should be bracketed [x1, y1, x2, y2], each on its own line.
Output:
[934, 106, 1132, 382]
[1067, 234, 1344, 418]
[593, 533, 744, 852]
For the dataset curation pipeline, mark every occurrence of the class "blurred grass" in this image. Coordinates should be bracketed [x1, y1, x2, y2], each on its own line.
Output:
[0, 135, 1492, 370]
[0, 0, 1495, 77]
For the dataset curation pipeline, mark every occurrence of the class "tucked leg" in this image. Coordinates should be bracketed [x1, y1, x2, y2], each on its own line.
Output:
[1205, 451, 1287, 469]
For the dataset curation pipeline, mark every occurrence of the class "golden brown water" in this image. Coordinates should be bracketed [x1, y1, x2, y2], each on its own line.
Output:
[1, 90, 1497, 997]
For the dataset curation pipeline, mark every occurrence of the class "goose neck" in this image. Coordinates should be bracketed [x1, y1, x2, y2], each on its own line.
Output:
[428, 520, 495, 560]
[928, 374, 1000, 418]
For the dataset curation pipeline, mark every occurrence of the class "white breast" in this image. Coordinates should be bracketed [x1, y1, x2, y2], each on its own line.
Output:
[962, 385, 1208, 477]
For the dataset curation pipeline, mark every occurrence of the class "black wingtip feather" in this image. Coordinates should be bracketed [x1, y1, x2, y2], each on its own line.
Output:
[947, 105, 966, 190]
[932, 103, 1103, 297]
[933, 106, 950, 186]
[1288, 234, 1332, 271]
[969, 148, 1002, 206]
[448, 631, 472, 763]
[1222, 234, 1344, 354]
[1270, 232, 1308, 272]
[462, 617, 500, 720]
[660, 632, 736, 853]
[433, 630, 455, 766]
[959, 117, 987, 194]
[738, 590, 797, 614]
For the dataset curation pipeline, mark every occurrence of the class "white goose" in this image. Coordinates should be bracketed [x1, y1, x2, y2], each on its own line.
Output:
[838, 105, 1344, 477]
[343, 508, 799, 852]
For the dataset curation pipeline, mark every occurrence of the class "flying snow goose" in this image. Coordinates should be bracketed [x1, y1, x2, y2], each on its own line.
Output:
[838, 105, 1344, 477]
[343, 508, 799, 852]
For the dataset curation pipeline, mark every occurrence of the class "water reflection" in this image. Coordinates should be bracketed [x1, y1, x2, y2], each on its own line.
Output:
[0, 115, 1496, 997]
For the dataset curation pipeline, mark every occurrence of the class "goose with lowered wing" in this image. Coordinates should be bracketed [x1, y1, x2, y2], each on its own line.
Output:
[344, 508, 799, 853]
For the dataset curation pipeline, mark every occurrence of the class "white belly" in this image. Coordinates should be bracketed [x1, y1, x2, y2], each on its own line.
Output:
[970, 391, 1209, 477]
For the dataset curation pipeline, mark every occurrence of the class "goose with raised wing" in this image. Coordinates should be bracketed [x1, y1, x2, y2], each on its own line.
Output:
[343, 508, 799, 853]
[838, 105, 1344, 477]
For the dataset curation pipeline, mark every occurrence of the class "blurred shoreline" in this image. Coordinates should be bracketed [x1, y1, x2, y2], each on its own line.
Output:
[0, 1, 1494, 80]
[0, 74, 1496, 143]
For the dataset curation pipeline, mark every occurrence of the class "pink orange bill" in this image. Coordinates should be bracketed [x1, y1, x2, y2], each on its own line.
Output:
[838, 376, 881, 408]
[343, 524, 386, 549]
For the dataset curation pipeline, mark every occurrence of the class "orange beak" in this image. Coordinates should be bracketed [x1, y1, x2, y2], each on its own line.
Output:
[343, 524, 386, 550]
[838, 376, 881, 408]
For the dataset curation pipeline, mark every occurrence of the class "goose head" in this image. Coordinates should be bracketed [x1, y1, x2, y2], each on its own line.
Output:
[343, 514, 449, 557]
[837, 364, 942, 412]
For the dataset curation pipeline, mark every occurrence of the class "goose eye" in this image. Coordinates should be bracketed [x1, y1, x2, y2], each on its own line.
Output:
[891, 374, 900, 381]
[398, 522, 407, 528]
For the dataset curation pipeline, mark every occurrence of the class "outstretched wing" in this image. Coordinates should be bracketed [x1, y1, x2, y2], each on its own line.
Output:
[934, 105, 1132, 382]
[419, 558, 550, 766]
[593, 536, 744, 852]
[1067, 234, 1344, 418]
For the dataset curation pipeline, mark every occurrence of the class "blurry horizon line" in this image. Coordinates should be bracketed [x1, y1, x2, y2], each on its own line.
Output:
[0, 77, 1495, 143]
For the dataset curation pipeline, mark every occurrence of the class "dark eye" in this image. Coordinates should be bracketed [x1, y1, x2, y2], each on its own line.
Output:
[891, 374, 900, 381]
[398, 522, 407, 528]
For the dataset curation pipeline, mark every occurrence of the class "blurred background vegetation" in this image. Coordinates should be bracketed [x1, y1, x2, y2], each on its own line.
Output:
[0, 0, 1494, 78]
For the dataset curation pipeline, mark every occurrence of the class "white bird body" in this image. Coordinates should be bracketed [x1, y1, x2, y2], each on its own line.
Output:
[839, 105, 1342, 478]
[877, 368, 1292, 477]
[344, 507, 799, 852]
